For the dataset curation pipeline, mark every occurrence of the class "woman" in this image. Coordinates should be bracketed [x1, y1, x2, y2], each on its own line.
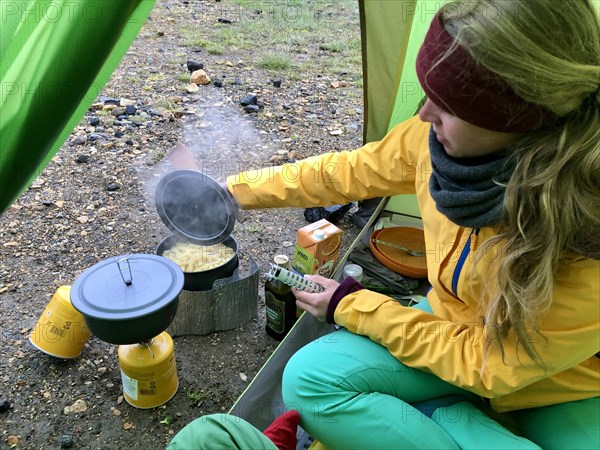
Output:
[168, 0, 599, 448]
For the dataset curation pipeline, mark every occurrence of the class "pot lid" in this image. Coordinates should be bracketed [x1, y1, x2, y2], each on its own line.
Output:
[70, 254, 184, 320]
[155, 170, 235, 245]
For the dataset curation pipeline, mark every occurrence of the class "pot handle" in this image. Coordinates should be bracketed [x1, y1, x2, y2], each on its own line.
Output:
[117, 257, 133, 286]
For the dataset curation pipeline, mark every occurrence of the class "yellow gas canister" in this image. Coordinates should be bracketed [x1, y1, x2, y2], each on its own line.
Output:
[29, 285, 91, 358]
[118, 332, 178, 409]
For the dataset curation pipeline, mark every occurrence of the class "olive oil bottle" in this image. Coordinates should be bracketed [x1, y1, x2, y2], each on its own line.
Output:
[265, 255, 298, 341]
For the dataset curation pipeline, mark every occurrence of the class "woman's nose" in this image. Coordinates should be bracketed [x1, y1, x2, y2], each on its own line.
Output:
[418, 98, 440, 124]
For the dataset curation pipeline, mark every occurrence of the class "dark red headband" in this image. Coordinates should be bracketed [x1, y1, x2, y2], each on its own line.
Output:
[416, 14, 556, 132]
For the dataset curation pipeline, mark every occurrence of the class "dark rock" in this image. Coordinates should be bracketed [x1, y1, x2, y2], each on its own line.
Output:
[71, 136, 86, 145]
[88, 134, 101, 142]
[98, 96, 119, 106]
[243, 105, 260, 114]
[125, 140, 134, 146]
[95, 127, 105, 133]
[272, 78, 282, 88]
[218, 18, 232, 24]
[114, 131, 125, 138]
[186, 60, 204, 72]
[240, 94, 258, 106]
[59, 435, 74, 448]
[0, 399, 11, 413]
[117, 115, 128, 121]
[124, 105, 137, 115]
[106, 182, 121, 192]
[149, 109, 163, 117]
[88, 117, 101, 126]
[213, 80, 223, 88]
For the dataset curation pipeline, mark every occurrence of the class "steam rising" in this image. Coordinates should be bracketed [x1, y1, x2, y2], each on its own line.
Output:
[147, 104, 276, 243]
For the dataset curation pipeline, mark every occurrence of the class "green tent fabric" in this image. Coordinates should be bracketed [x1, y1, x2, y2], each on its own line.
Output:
[360, 0, 446, 142]
[0, 0, 156, 214]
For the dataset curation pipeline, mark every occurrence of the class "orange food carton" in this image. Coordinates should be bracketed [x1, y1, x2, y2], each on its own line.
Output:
[292, 219, 342, 277]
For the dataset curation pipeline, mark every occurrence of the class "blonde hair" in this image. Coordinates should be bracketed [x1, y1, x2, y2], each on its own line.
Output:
[441, 0, 600, 364]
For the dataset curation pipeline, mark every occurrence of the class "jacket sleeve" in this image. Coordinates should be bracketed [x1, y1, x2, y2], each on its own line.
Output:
[226, 115, 428, 209]
[334, 258, 600, 399]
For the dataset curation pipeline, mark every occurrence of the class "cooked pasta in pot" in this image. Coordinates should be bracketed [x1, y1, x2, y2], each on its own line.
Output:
[162, 242, 235, 272]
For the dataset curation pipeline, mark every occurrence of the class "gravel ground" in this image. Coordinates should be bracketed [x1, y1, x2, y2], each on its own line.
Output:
[1, 1, 364, 449]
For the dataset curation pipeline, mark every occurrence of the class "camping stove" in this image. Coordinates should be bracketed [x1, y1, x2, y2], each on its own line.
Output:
[166, 253, 259, 337]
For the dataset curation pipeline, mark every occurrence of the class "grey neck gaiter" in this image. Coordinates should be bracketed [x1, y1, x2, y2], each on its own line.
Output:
[428, 128, 516, 228]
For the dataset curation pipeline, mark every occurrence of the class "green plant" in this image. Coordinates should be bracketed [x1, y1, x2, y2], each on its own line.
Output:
[187, 388, 213, 407]
[257, 51, 292, 71]
[159, 416, 172, 426]
[241, 223, 263, 233]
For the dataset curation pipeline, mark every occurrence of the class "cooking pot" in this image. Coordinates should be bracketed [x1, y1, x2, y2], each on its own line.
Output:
[156, 234, 239, 291]
[155, 170, 239, 290]
[155, 170, 235, 245]
[70, 254, 184, 345]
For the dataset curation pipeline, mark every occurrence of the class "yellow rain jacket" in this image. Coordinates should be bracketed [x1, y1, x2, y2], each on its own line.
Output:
[226, 115, 600, 412]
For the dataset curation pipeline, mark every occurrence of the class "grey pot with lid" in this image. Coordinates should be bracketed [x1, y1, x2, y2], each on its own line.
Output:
[70, 254, 184, 345]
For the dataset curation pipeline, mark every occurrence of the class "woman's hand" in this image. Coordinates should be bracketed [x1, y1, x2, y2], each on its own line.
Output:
[292, 275, 340, 321]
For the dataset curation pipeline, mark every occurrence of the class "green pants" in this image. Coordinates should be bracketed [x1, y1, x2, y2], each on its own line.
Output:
[280, 301, 599, 449]
[167, 414, 277, 450]
[168, 299, 600, 449]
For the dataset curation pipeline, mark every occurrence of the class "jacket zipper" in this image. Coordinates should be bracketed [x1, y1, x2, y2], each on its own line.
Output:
[451, 228, 480, 296]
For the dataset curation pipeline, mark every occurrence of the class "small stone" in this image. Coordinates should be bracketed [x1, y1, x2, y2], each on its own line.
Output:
[125, 140, 134, 146]
[124, 105, 137, 115]
[7, 436, 19, 446]
[64, 399, 87, 415]
[100, 96, 120, 105]
[190, 69, 211, 85]
[243, 105, 260, 113]
[0, 399, 11, 412]
[185, 83, 199, 93]
[240, 94, 257, 106]
[71, 136, 86, 145]
[217, 18, 232, 24]
[233, 78, 243, 85]
[186, 60, 203, 72]
[59, 435, 74, 448]
[123, 421, 134, 430]
[76, 154, 89, 164]
[114, 131, 125, 138]
[213, 80, 223, 88]
[88, 117, 100, 126]
[272, 78, 282, 88]
[88, 133, 101, 142]
[111, 107, 126, 117]
[106, 182, 121, 192]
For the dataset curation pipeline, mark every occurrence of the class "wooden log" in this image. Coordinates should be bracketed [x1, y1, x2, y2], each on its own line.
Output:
[167, 256, 259, 336]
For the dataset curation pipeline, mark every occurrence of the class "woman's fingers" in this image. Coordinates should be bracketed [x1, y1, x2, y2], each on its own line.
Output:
[292, 276, 340, 321]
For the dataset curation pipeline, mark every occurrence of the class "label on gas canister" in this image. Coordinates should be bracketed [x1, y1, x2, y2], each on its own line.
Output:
[121, 371, 139, 401]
